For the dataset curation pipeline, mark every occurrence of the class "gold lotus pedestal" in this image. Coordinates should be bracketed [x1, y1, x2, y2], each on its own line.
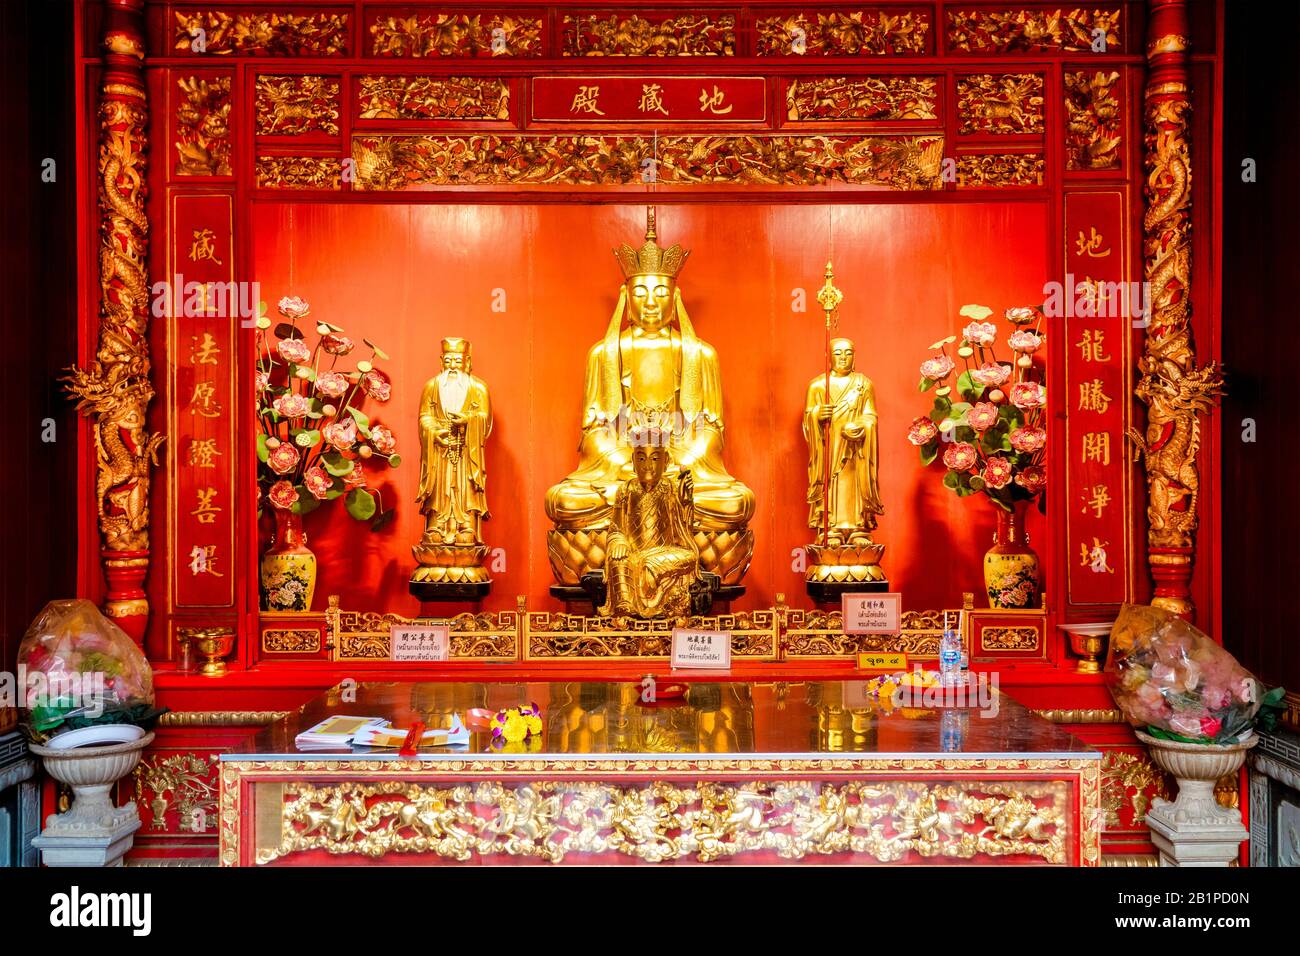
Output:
[805, 542, 889, 602]
[409, 543, 491, 601]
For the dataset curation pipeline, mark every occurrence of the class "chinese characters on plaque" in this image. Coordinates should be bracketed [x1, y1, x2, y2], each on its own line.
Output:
[172, 195, 236, 607]
[1064, 191, 1128, 605]
[532, 76, 766, 124]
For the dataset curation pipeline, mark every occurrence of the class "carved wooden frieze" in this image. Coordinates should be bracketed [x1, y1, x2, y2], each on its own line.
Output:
[255, 74, 341, 136]
[174, 10, 349, 56]
[255, 155, 342, 189]
[175, 75, 232, 175]
[955, 152, 1045, 187]
[1065, 70, 1122, 170]
[357, 76, 510, 120]
[368, 11, 543, 57]
[351, 133, 945, 190]
[561, 13, 736, 56]
[756, 9, 930, 56]
[786, 76, 939, 122]
[956, 74, 1045, 135]
[946, 7, 1121, 53]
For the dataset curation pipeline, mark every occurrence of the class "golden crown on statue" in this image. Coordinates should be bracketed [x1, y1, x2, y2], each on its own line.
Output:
[613, 206, 691, 279]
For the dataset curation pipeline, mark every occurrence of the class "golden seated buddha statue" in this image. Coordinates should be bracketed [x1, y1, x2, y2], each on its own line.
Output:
[544, 207, 755, 587]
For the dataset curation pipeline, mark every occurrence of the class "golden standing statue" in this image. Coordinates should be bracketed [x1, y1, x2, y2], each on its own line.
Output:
[601, 439, 701, 619]
[545, 207, 754, 590]
[410, 338, 494, 599]
[801, 270, 887, 598]
[803, 337, 883, 544]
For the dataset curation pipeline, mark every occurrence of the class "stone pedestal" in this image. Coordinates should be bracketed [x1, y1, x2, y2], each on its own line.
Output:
[1137, 730, 1255, 868]
[32, 812, 141, 867]
[27, 732, 152, 868]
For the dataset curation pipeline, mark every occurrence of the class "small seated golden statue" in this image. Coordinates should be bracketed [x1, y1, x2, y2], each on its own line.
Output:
[601, 436, 702, 620]
[545, 206, 754, 595]
[410, 337, 494, 600]
[801, 292, 888, 599]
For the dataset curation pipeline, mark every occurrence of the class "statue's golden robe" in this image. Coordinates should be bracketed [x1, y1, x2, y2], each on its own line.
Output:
[803, 371, 882, 534]
[416, 373, 491, 541]
[602, 472, 699, 618]
[545, 289, 754, 532]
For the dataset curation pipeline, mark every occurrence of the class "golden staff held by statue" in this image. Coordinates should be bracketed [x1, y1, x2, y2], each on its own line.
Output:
[815, 262, 843, 547]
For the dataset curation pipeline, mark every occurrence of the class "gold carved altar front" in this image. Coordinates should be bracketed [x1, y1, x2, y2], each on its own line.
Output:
[220, 681, 1102, 867]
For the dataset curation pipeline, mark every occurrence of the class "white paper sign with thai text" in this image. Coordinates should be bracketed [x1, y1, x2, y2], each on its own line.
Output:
[390, 625, 450, 662]
[670, 629, 731, 669]
[842, 592, 902, 635]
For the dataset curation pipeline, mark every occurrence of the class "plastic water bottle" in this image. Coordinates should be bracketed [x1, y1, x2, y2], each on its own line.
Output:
[939, 628, 961, 687]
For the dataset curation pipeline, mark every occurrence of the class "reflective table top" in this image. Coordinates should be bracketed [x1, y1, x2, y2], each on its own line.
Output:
[225, 680, 1100, 763]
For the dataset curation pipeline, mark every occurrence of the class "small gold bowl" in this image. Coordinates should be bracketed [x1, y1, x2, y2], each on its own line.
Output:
[187, 628, 236, 678]
[1060, 623, 1112, 675]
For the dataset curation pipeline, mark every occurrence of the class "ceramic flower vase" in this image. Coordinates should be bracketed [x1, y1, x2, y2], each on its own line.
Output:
[983, 500, 1041, 609]
[260, 510, 317, 611]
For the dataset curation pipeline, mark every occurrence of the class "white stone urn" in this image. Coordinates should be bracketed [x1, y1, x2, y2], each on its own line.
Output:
[1136, 730, 1256, 867]
[28, 731, 154, 866]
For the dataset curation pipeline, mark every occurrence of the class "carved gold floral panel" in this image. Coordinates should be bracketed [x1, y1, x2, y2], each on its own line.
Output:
[256, 156, 342, 190]
[369, 12, 543, 57]
[786, 77, 939, 122]
[561, 13, 736, 56]
[955, 152, 1045, 187]
[756, 10, 930, 56]
[352, 133, 945, 190]
[956, 74, 1045, 134]
[174, 75, 232, 176]
[258, 778, 1070, 865]
[255, 75, 341, 136]
[1100, 749, 1169, 830]
[357, 76, 510, 121]
[134, 752, 219, 834]
[1065, 70, 1122, 170]
[980, 626, 1040, 650]
[946, 7, 1121, 53]
[261, 628, 321, 654]
[174, 11, 349, 56]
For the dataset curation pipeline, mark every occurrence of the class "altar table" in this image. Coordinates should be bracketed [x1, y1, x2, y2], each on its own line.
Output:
[218, 681, 1102, 866]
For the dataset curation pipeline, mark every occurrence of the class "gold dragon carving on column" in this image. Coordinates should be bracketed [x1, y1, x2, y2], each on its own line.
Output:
[1128, 17, 1222, 617]
[64, 4, 163, 634]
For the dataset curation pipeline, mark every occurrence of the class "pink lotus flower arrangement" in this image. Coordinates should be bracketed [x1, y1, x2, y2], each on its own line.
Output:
[255, 296, 400, 530]
[907, 304, 1048, 512]
[1105, 604, 1285, 745]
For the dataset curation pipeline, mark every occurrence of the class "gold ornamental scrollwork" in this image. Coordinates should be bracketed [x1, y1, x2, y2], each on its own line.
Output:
[955, 153, 1045, 188]
[174, 11, 349, 56]
[562, 14, 736, 57]
[369, 13, 543, 58]
[257, 778, 1069, 865]
[174, 75, 231, 175]
[946, 8, 1121, 53]
[980, 626, 1039, 651]
[328, 596, 519, 662]
[1100, 750, 1169, 828]
[255, 156, 342, 190]
[134, 753, 219, 833]
[783, 607, 960, 659]
[756, 11, 930, 56]
[1065, 70, 1122, 170]
[525, 609, 777, 660]
[254, 74, 341, 136]
[956, 74, 1045, 135]
[261, 629, 321, 654]
[357, 76, 509, 121]
[786, 76, 938, 122]
[352, 133, 945, 190]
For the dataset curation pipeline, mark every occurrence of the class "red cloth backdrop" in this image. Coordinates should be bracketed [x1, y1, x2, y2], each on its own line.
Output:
[250, 201, 1050, 613]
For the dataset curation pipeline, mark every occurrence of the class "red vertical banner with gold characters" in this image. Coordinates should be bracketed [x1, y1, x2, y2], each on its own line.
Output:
[169, 194, 236, 608]
[1063, 190, 1130, 606]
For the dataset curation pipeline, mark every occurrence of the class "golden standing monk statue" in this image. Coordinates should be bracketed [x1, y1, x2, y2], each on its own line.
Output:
[803, 338, 883, 544]
[801, 273, 888, 599]
[545, 207, 755, 592]
[601, 438, 701, 619]
[409, 337, 494, 600]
